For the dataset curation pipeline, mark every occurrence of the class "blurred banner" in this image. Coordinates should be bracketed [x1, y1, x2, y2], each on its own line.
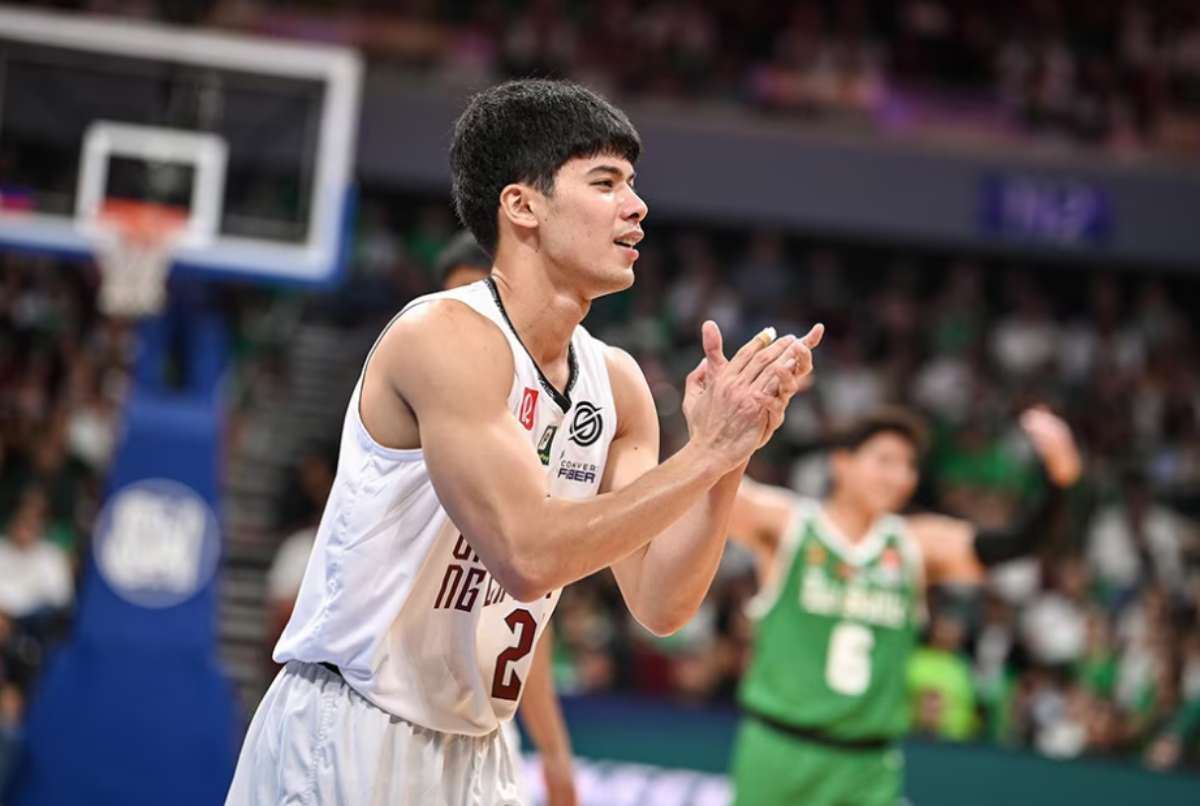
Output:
[358, 73, 1200, 269]
[523, 695, 1200, 806]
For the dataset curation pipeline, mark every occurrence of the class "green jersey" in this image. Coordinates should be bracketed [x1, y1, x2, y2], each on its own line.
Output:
[738, 497, 924, 741]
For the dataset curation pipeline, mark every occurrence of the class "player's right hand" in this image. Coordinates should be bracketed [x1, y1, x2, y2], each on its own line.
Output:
[682, 320, 823, 470]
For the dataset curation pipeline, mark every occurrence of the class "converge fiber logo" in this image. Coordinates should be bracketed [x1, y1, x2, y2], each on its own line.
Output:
[94, 479, 221, 608]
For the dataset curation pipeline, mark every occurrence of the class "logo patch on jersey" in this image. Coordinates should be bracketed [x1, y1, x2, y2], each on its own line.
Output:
[519, 387, 538, 430]
[872, 547, 904, 585]
[537, 425, 558, 466]
[557, 459, 598, 484]
[568, 401, 603, 446]
[807, 544, 827, 567]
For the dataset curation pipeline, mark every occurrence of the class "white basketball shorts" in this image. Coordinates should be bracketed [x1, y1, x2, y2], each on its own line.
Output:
[225, 661, 524, 805]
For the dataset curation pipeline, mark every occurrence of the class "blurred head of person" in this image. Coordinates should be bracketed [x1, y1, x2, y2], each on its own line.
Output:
[297, 449, 335, 510]
[435, 231, 493, 291]
[829, 407, 928, 519]
[450, 79, 646, 299]
[5, 489, 48, 551]
[929, 609, 968, 653]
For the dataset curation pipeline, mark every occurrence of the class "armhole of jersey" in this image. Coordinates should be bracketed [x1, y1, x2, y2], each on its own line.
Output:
[897, 518, 928, 627]
[746, 497, 808, 621]
[352, 305, 422, 460]
[590, 334, 620, 443]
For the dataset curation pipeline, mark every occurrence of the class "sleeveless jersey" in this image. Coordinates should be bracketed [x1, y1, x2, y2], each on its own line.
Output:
[275, 278, 617, 736]
[738, 497, 924, 741]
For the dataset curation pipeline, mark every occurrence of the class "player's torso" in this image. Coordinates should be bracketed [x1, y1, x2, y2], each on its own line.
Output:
[740, 498, 923, 741]
[275, 279, 617, 735]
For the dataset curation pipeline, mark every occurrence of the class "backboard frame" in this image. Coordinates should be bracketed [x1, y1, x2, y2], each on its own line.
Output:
[0, 6, 362, 286]
[77, 122, 228, 250]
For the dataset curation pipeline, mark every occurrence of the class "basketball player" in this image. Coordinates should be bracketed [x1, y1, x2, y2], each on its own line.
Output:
[727, 406, 1080, 806]
[226, 78, 823, 805]
[436, 230, 577, 805]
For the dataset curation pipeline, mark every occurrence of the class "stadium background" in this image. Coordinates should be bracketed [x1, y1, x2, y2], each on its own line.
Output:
[1, 1, 1200, 804]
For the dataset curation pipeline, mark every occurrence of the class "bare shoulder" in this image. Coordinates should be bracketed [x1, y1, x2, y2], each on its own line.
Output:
[359, 299, 517, 449]
[603, 345, 649, 400]
[376, 299, 515, 404]
[603, 345, 655, 436]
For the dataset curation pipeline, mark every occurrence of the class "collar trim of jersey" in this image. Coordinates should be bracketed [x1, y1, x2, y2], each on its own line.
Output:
[810, 499, 893, 566]
[485, 277, 578, 414]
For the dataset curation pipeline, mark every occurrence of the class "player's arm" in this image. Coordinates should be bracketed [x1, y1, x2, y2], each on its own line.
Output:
[911, 407, 1082, 585]
[382, 301, 804, 602]
[606, 324, 820, 635]
[517, 625, 576, 806]
[727, 476, 795, 576]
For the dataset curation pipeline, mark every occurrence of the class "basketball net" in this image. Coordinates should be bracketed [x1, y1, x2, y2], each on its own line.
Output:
[94, 199, 187, 318]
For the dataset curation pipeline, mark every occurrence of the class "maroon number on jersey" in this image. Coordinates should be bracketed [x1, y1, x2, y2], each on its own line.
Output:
[491, 608, 536, 701]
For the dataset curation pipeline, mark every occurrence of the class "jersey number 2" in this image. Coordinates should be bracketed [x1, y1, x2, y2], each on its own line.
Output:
[491, 608, 536, 701]
[825, 621, 874, 696]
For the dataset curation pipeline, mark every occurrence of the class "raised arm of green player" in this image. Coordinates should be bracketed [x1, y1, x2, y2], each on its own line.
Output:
[728, 407, 1082, 587]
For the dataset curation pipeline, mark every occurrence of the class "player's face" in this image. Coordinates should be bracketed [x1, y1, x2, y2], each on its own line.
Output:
[538, 155, 647, 295]
[836, 432, 919, 517]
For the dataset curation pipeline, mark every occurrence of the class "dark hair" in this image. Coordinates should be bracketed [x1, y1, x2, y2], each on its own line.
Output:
[449, 79, 641, 254]
[830, 407, 930, 457]
[435, 230, 492, 284]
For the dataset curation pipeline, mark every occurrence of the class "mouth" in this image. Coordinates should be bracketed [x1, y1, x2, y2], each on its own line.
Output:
[614, 232, 643, 259]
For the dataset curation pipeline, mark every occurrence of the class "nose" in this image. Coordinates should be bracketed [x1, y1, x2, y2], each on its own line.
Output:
[624, 187, 648, 223]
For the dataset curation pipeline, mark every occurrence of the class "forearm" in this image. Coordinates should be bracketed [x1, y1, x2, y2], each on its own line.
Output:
[623, 460, 748, 633]
[510, 442, 727, 598]
[973, 467, 1069, 567]
[518, 625, 573, 760]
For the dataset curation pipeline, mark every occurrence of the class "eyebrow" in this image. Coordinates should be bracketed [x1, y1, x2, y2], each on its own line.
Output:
[587, 164, 636, 183]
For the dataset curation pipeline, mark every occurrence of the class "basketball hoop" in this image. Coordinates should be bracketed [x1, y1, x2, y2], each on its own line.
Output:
[93, 199, 187, 318]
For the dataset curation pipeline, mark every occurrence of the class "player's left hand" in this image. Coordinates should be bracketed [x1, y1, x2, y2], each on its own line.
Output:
[1020, 406, 1082, 487]
[541, 751, 578, 806]
[755, 323, 823, 448]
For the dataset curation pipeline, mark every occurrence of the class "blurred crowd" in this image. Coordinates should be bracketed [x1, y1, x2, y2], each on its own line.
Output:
[0, 255, 132, 778]
[37, 0, 1200, 155]
[1, 187, 1199, 780]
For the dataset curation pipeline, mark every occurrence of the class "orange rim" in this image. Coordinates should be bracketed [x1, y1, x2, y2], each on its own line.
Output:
[97, 199, 188, 244]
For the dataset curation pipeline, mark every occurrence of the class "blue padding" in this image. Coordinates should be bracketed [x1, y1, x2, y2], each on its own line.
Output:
[9, 641, 239, 806]
[9, 305, 240, 805]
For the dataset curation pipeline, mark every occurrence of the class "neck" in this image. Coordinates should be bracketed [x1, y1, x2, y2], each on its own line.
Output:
[823, 490, 877, 544]
[490, 240, 591, 368]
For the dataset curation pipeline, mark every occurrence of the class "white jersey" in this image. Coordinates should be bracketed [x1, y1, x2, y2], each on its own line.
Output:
[275, 278, 617, 736]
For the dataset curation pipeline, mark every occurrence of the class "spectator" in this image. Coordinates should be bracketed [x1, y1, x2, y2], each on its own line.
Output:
[908, 609, 979, 741]
[1086, 470, 1192, 599]
[0, 489, 73, 621]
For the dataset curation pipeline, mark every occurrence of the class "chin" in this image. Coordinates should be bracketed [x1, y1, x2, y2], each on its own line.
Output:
[586, 266, 635, 299]
[867, 494, 906, 516]
[613, 266, 636, 290]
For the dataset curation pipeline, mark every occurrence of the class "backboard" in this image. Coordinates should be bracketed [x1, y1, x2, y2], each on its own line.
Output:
[0, 6, 362, 285]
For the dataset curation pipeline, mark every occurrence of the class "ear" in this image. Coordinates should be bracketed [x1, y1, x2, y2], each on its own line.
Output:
[498, 183, 541, 235]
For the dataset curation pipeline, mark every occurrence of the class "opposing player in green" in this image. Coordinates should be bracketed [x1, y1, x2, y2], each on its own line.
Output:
[727, 406, 1081, 806]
